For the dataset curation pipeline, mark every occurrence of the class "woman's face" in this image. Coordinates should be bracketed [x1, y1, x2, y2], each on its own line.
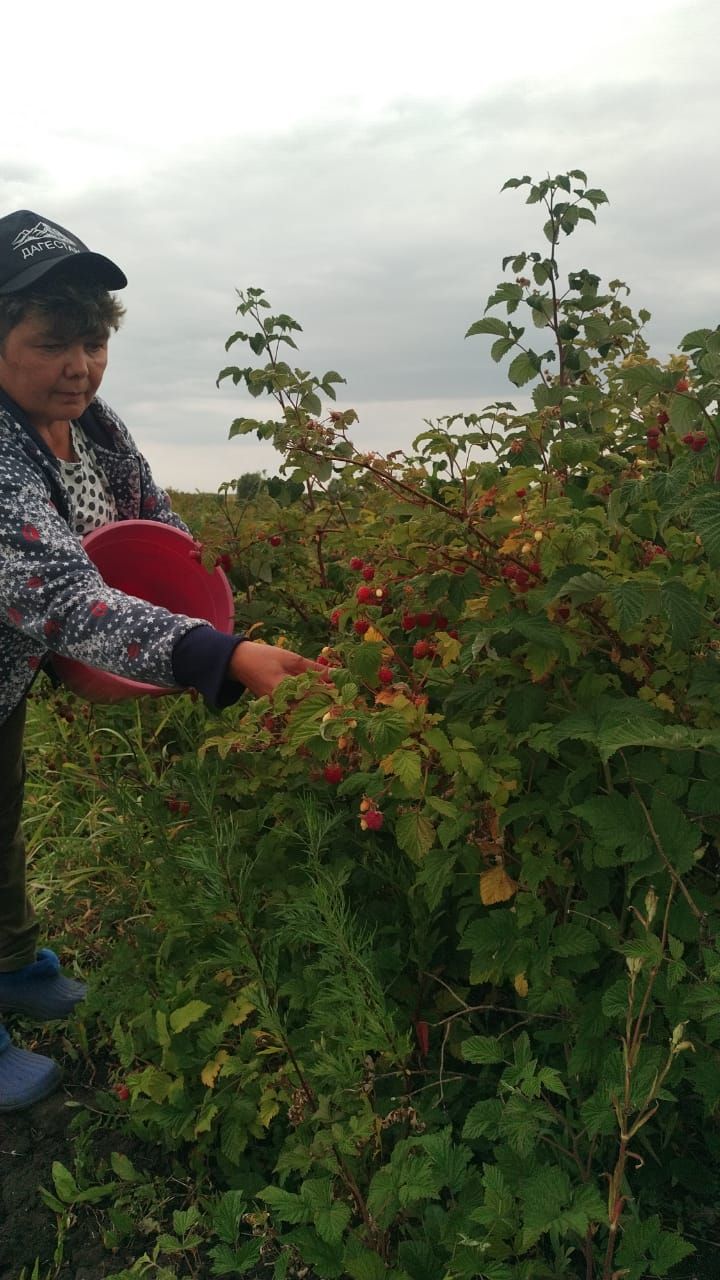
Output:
[0, 313, 108, 429]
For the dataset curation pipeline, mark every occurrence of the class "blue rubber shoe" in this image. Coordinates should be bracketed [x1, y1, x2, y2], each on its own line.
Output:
[0, 949, 87, 1020]
[0, 1023, 62, 1112]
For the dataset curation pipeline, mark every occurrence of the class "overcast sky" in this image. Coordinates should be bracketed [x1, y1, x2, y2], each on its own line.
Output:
[2, 0, 718, 490]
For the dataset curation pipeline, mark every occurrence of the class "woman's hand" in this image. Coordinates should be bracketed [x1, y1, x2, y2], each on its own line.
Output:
[228, 639, 328, 699]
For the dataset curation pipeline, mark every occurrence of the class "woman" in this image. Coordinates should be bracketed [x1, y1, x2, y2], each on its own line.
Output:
[0, 210, 322, 1113]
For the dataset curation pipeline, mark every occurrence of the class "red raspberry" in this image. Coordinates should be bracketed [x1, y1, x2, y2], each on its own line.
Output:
[378, 666, 394, 685]
[675, 378, 690, 393]
[693, 433, 708, 452]
[646, 425, 661, 439]
[356, 585, 373, 603]
[361, 565, 375, 581]
[515, 488, 526, 498]
[416, 611, 433, 628]
[528, 562, 542, 576]
[350, 557, 364, 570]
[647, 437, 660, 451]
[330, 609, 341, 627]
[323, 764, 344, 784]
[682, 433, 695, 445]
[435, 614, 449, 630]
[269, 534, 282, 547]
[354, 618, 370, 635]
[364, 810, 384, 831]
[656, 411, 669, 425]
[114, 1084, 130, 1101]
[413, 640, 432, 660]
[402, 612, 416, 630]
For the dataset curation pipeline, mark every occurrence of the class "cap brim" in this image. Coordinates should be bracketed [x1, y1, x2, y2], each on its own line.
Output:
[0, 251, 127, 295]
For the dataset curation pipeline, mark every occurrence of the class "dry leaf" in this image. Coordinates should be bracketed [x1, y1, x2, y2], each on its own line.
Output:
[480, 865, 518, 905]
[513, 972, 529, 998]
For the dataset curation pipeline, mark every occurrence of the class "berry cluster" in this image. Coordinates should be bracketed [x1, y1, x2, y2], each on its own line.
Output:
[359, 797, 384, 831]
[681, 432, 708, 453]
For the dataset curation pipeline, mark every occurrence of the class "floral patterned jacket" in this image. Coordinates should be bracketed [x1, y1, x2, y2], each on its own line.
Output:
[0, 393, 208, 726]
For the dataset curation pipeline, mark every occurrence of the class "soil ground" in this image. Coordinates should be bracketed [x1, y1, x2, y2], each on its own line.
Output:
[0, 1037, 139, 1280]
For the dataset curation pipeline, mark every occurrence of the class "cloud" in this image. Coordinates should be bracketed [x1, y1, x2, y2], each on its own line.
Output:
[2, 2, 719, 489]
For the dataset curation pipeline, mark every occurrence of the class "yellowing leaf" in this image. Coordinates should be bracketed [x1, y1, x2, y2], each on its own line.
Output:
[201, 1051, 229, 1088]
[169, 1000, 211, 1034]
[363, 626, 384, 643]
[375, 690, 411, 708]
[436, 634, 462, 667]
[214, 969, 235, 987]
[480, 865, 518, 905]
[259, 1090, 280, 1128]
[514, 973, 529, 998]
[223, 997, 256, 1028]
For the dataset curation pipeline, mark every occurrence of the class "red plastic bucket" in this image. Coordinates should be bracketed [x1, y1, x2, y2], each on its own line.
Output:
[52, 520, 235, 703]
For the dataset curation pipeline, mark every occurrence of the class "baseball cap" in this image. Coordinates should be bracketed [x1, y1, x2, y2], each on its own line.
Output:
[0, 210, 127, 295]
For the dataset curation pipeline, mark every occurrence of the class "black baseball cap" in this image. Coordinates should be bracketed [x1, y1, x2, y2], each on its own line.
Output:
[0, 210, 127, 295]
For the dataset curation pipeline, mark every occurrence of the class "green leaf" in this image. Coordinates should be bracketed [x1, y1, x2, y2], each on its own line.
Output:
[669, 391, 702, 433]
[606, 581, 649, 631]
[466, 317, 510, 338]
[394, 811, 435, 863]
[660, 578, 703, 649]
[110, 1152, 142, 1183]
[51, 1162, 79, 1204]
[508, 351, 541, 387]
[691, 494, 720, 566]
[391, 749, 423, 793]
[490, 336, 516, 363]
[259, 1185, 310, 1225]
[462, 1035, 505, 1064]
[169, 1000, 211, 1033]
[462, 1098, 503, 1140]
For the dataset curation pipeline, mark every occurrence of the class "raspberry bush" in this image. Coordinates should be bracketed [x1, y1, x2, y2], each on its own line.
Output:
[65, 172, 720, 1278]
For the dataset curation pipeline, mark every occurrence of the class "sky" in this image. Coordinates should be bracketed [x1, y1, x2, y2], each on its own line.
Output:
[2, 0, 718, 490]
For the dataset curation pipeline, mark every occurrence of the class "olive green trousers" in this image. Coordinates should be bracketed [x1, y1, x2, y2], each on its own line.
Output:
[0, 700, 39, 972]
